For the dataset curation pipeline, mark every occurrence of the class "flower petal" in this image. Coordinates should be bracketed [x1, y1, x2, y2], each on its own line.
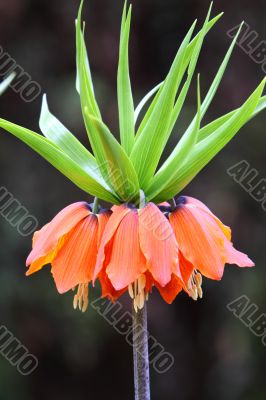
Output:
[94, 205, 131, 280]
[139, 203, 180, 287]
[170, 201, 225, 280]
[26, 202, 90, 274]
[170, 196, 254, 280]
[155, 274, 183, 304]
[98, 270, 127, 301]
[183, 196, 231, 239]
[51, 214, 98, 294]
[97, 210, 112, 247]
[106, 210, 146, 290]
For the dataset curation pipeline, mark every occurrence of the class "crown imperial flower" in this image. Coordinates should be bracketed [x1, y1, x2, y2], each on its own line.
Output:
[0, 2, 263, 310]
[1, 2, 264, 398]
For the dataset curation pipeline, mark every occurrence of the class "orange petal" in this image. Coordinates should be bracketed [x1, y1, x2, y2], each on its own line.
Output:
[139, 203, 180, 287]
[94, 205, 131, 280]
[97, 210, 112, 247]
[170, 202, 225, 280]
[26, 202, 90, 274]
[98, 270, 127, 302]
[183, 196, 231, 240]
[222, 234, 254, 267]
[170, 197, 253, 280]
[154, 252, 193, 304]
[179, 250, 195, 285]
[106, 210, 147, 290]
[51, 214, 98, 294]
[185, 198, 254, 268]
[155, 274, 183, 304]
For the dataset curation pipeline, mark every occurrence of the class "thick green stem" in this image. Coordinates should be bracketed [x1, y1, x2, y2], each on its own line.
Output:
[92, 197, 99, 213]
[132, 301, 151, 400]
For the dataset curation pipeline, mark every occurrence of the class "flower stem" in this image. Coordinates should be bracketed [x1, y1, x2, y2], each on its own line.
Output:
[132, 301, 151, 400]
[92, 197, 99, 214]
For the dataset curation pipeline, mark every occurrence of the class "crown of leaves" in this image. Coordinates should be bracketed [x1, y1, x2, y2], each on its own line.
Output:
[0, 1, 265, 205]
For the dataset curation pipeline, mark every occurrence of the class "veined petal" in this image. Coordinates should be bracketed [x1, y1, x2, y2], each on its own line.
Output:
[155, 274, 183, 304]
[106, 210, 146, 290]
[184, 197, 254, 267]
[98, 270, 127, 302]
[138, 203, 180, 287]
[155, 251, 194, 303]
[169, 199, 224, 280]
[97, 210, 112, 247]
[183, 196, 231, 239]
[170, 196, 254, 280]
[51, 214, 98, 294]
[224, 240, 254, 267]
[94, 205, 131, 280]
[26, 202, 90, 275]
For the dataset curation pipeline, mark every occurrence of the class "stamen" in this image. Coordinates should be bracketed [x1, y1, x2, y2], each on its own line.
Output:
[128, 283, 134, 299]
[129, 274, 147, 312]
[73, 283, 89, 312]
[187, 270, 203, 301]
[195, 272, 202, 287]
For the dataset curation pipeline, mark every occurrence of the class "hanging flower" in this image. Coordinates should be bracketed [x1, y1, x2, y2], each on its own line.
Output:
[93, 198, 253, 309]
[26, 202, 111, 312]
[94, 203, 183, 311]
[168, 196, 254, 301]
[0, 1, 264, 313]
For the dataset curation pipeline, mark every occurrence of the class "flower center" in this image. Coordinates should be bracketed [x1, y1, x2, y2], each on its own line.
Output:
[128, 274, 147, 312]
[187, 270, 203, 301]
[73, 283, 89, 312]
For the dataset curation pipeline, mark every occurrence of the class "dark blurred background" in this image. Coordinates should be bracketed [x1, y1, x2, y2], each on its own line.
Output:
[0, 0, 266, 399]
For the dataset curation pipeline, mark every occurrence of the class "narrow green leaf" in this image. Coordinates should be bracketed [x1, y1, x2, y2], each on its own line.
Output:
[167, 4, 213, 135]
[198, 95, 266, 143]
[130, 19, 197, 188]
[135, 12, 222, 141]
[84, 111, 140, 201]
[151, 79, 266, 202]
[182, 12, 224, 68]
[182, 22, 244, 137]
[0, 119, 118, 203]
[40, 94, 105, 181]
[117, 3, 135, 154]
[134, 82, 163, 125]
[135, 82, 163, 140]
[76, 0, 101, 119]
[0, 73, 15, 95]
[251, 95, 266, 119]
[146, 75, 201, 201]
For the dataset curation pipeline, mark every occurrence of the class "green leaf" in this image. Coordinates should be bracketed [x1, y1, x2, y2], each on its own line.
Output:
[83, 111, 140, 201]
[40, 94, 104, 181]
[146, 75, 201, 201]
[182, 12, 224, 69]
[130, 19, 197, 188]
[0, 119, 118, 203]
[0, 73, 15, 95]
[167, 4, 213, 135]
[134, 82, 163, 125]
[182, 22, 243, 137]
[251, 95, 266, 120]
[135, 11, 222, 141]
[135, 82, 163, 140]
[117, 3, 135, 154]
[151, 78, 266, 202]
[197, 95, 266, 143]
[76, 0, 101, 119]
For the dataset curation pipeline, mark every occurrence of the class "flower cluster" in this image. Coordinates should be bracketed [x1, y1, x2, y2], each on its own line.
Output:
[0, 2, 263, 313]
[26, 196, 253, 312]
